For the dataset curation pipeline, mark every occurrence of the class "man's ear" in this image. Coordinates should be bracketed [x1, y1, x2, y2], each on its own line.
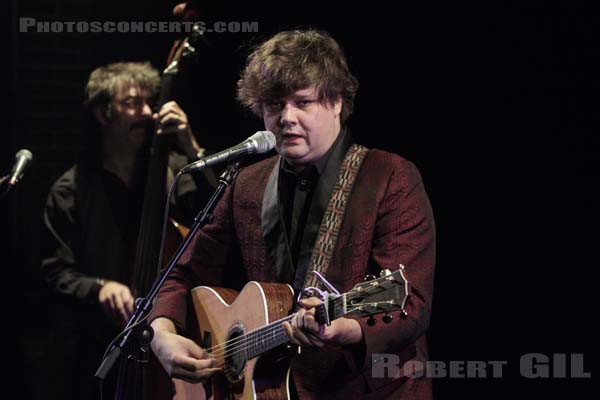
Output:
[333, 96, 343, 117]
[92, 104, 110, 126]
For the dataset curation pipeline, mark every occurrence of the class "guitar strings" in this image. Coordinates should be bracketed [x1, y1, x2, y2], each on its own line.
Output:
[202, 292, 354, 355]
[204, 314, 294, 356]
[206, 303, 375, 360]
[202, 293, 350, 355]
[208, 305, 373, 360]
[206, 276, 404, 351]
[204, 286, 395, 359]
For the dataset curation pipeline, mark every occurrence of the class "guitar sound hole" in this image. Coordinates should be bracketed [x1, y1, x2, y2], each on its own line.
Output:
[224, 324, 247, 382]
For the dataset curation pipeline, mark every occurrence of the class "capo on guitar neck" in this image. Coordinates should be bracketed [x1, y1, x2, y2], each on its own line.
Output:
[298, 271, 341, 326]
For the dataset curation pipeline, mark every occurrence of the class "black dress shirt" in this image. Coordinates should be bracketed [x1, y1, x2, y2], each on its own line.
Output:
[277, 128, 353, 295]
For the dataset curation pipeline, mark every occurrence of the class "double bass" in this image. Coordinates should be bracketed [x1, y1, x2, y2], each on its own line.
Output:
[115, 3, 207, 399]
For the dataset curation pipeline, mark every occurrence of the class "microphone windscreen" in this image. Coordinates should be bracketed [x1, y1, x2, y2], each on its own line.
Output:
[250, 131, 276, 154]
[16, 149, 33, 162]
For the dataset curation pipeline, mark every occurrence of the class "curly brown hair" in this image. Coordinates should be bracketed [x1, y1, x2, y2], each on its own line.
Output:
[237, 30, 359, 123]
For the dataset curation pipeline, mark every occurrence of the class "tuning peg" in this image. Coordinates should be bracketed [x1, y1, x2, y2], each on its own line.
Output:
[364, 274, 376, 281]
[398, 264, 405, 270]
[380, 269, 392, 277]
[382, 313, 393, 324]
[400, 309, 408, 320]
[367, 316, 377, 326]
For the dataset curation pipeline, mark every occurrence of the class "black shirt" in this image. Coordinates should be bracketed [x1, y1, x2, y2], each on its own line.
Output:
[41, 153, 207, 305]
[40, 151, 215, 400]
[277, 128, 353, 295]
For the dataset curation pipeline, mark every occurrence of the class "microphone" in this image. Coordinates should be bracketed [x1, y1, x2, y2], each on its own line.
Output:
[8, 149, 33, 186]
[181, 131, 276, 173]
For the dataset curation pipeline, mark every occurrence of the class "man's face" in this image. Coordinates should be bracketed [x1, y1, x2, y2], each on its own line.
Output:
[104, 82, 154, 152]
[262, 85, 342, 170]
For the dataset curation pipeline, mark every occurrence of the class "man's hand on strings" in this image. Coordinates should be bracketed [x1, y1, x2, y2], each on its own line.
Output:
[151, 318, 222, 383]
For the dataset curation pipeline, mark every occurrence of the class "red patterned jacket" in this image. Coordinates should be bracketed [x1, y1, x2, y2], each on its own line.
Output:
[152, 148, 436, 399]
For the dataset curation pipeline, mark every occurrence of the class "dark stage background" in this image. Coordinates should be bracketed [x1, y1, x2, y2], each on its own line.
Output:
[5, 1, 597, 398]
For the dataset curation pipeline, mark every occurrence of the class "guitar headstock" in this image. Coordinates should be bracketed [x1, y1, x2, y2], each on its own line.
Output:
[343, 267, 409, 318]
[315, 266, 409, 325]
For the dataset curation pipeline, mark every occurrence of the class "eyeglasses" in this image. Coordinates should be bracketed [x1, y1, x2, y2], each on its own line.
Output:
[113, 95, 156, 110]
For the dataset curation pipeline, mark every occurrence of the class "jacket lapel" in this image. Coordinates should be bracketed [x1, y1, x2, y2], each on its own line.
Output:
[261, 158, 295, 283]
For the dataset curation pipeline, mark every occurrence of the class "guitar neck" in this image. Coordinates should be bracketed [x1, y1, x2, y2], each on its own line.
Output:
[243, 315, 293, 359]
[206, 269, 407, 365]
[242, 295, 346, 360]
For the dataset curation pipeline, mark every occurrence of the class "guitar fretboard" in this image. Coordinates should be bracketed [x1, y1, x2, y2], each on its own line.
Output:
[235, 295, 346, 360]
[209, 269, 407, 365]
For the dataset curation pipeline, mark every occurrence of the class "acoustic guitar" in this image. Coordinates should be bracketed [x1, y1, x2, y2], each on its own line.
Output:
[185, 268, 409, 400]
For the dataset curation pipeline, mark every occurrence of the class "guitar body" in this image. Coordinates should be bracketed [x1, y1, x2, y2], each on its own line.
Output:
[189, 282, 295, 400]
[173, 269, 409, 400]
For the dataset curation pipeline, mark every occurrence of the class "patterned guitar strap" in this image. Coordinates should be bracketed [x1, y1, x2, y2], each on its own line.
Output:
[301, 143, 369, 291]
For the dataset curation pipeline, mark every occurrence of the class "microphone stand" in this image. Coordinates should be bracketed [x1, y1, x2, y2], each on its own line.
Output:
[0, 175, 10, 199]
[95, 161, 242, 397]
